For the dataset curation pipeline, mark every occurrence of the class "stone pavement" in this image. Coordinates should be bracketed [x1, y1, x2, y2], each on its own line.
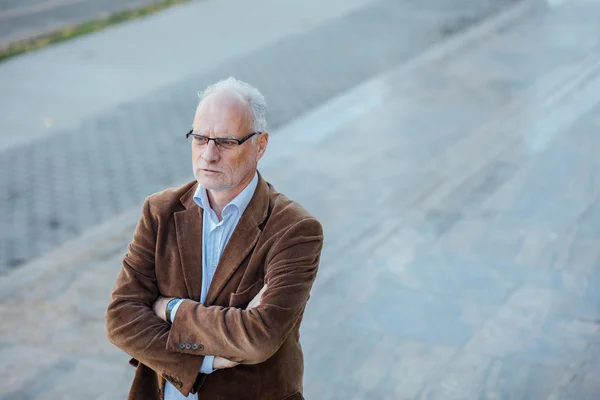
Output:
[2, 0, 600, 399]
[0, 0, 178, 48]
[0, 0, 517, 271]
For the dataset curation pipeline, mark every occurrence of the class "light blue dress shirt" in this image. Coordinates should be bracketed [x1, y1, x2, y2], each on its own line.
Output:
[164, 172, 259, 400]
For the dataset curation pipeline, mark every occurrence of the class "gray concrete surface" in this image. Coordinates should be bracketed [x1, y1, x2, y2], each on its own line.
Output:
[0, 0, 179, 48]
[2, 0, 600, 398]
[0, 0, 519, 270]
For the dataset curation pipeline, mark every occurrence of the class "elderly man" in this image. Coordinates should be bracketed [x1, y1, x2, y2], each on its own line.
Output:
[106, 77, 323, 400]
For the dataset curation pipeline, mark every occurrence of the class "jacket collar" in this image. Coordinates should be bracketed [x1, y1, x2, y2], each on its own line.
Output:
[174, 171, 270, 303]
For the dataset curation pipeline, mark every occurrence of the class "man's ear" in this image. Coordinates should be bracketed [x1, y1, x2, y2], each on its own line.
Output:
[256, 132, 269, 161]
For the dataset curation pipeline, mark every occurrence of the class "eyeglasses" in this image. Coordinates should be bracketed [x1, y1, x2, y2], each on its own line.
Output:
[186, 130, 261, 150]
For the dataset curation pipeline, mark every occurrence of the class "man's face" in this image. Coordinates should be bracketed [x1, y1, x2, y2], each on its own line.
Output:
[191, 92, 268, 191]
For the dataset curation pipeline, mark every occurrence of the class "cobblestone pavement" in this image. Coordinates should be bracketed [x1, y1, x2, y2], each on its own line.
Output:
[0, 0, 518, 271]
[0, 0, 175, 47]
[1, 0, 600, 398]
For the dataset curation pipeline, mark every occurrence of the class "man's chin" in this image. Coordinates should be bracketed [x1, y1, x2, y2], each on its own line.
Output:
[196, 176, 228, 191]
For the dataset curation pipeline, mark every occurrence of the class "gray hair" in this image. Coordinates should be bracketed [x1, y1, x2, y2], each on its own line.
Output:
[198, 77, 267, 133]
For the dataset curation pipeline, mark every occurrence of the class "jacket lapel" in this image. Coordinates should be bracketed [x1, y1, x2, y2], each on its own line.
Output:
[174, 183, 203, 301]
[204, 174, 270, 306]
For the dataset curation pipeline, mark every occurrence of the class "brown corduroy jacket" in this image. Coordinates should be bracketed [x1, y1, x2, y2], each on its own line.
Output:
[106, 174, 323, 400]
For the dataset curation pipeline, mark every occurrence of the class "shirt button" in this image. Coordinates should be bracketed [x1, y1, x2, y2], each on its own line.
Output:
[198, 344, 204, 351]
[178, 343, 185, 349]
[191, 344, 198, 350]
[185, 343, 191, 349]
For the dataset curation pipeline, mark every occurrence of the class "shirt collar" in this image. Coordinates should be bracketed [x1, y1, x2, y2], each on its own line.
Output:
[193, 172, 259, 220]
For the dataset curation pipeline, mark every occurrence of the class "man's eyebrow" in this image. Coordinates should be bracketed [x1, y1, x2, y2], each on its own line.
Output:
[191, 131, 237, 139]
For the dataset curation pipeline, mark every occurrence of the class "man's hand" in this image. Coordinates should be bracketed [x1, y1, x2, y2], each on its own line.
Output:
[213, 356, 239, 370]
[152, 296, 175, 322]
[246, 284, 267, 310]
[212, 284, 268, 370]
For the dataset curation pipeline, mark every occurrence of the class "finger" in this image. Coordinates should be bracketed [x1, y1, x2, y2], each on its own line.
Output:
[258, 284, 268, 297]
[254, 284, 268, 306]
[247, 289, 262, 309]
[215, 357, 238, 369]
[213, 357, 226, 369]
[247, 297, 258, 310]
[247, 284, 269, 310]
[254, 285, 268, 302]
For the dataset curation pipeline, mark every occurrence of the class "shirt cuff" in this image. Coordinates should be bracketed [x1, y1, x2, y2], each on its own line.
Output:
[169, 299, 185, 323]
[200, 355, 215, 374]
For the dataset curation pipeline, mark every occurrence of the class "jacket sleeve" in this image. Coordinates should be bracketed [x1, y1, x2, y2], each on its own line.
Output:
[166, 217, 323, 365]
[105, 197, 203, 396]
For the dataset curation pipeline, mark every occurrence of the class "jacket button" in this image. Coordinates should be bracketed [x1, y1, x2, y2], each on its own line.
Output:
[191, 344, 198, 350]
[185, 343, 191, 349]
[198, 344, 204, 351]
[178, 343, 185, 349]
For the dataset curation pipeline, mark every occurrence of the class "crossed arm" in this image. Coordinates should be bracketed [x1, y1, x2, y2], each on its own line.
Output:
[151, 285, 268, 371]
[162, 217, 322, 365]
[106, 197, 323, 395]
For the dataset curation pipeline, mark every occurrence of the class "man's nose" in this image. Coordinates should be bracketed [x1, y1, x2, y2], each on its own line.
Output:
[201, 140, 219, 162]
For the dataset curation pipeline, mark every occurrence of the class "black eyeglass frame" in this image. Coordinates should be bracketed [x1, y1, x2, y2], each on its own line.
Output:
[185, 130, 262, 147]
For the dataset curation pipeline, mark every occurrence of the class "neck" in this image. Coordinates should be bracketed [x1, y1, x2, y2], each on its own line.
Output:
[206, 172, 255, 220]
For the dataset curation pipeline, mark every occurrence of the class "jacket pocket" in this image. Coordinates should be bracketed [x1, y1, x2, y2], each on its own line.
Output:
[229, 278, 264, 308]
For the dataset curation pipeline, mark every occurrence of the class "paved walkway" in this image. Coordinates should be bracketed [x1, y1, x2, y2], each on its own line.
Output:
[0, 0, 176, 48]
[0, 0, 516, 270]
[2, 0, 600, 399]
